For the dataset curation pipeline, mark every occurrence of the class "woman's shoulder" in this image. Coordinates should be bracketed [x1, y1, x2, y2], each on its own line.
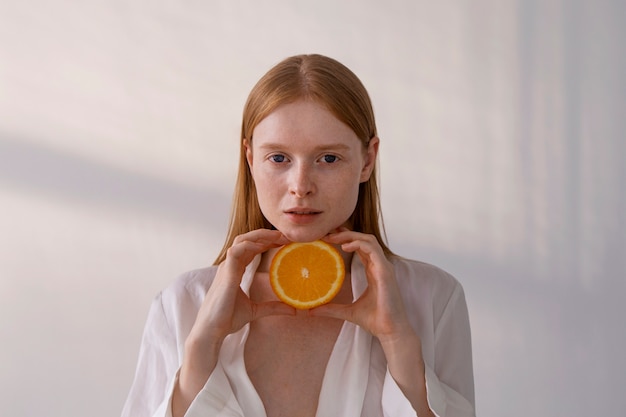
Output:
[390, 255, 464, 298]
[389, 256, 468, 325]
[158, 264, 220, 309]
[391, 255, 457, 281]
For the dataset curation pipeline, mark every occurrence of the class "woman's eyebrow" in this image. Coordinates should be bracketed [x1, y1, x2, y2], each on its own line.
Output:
[257, 142, 352, 152]
[312, 143, 351, 152]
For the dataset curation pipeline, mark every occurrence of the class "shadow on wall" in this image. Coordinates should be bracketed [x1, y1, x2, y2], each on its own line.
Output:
[0, 134, 230, 230]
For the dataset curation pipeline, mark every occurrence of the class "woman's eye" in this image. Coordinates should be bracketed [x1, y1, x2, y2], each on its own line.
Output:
[322, 154, 338, 163]
[270, 154, 286, 163]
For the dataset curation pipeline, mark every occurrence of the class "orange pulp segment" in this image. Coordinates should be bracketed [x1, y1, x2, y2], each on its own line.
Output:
[269, 240, 345, 309]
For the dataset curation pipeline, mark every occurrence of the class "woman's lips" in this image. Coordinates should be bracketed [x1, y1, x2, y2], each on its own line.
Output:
[284, 209, 322, 224]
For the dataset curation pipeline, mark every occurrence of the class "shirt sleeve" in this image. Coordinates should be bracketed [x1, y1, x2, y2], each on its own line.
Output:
[143, 365, 245, 417]
[182, 361, 246, 417]
[382, 281, 475, 417]
[120, 278, 245, 417]
[121, 293, 181, 417]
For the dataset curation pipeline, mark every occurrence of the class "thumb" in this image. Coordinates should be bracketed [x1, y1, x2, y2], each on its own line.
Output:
[309, 303, 355, 323]
[252, 301, 296, 321]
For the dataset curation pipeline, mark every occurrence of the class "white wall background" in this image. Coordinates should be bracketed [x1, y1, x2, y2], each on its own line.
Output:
[1, 1, 624, 416]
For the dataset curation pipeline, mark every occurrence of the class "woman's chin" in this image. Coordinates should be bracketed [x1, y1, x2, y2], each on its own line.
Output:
[280, 229, 327, 243]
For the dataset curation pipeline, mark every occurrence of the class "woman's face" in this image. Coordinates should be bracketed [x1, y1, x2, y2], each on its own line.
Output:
[245, 99, 378, 242]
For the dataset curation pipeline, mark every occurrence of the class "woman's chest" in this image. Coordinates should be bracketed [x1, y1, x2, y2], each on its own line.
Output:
[244, 316, 344, 417]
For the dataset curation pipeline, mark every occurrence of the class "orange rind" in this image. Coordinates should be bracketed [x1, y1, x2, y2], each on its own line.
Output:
[269, 241, 345, 309]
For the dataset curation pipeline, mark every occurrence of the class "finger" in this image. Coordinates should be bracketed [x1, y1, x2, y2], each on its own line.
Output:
[325, 233, 386, 266]
[327, 235, 394, 293]
[322, 228, 356, 244]
[233, 229, 289, 248]
[227, 231, 288, 268]
[309, 302, 355, 323]
[323, 230, 378, 249]
[252, 301, 296, 321]
[325, 226, 350, 236]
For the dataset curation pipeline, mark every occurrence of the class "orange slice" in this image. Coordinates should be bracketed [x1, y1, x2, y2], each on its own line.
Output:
[269, 240, 345, 309]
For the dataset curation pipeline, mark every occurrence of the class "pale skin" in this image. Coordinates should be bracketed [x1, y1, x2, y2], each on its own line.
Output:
[172, 100, 435, 417]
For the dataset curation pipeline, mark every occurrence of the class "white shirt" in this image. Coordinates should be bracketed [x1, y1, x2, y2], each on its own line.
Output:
[121, 255, 475, 417]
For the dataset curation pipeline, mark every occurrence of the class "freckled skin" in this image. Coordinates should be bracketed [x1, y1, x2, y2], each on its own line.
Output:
[245, 99, 377, 243]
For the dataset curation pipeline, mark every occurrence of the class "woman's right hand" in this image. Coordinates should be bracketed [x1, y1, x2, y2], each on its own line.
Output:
[188, 228, 294, 348]
[173, 229, 294, 417]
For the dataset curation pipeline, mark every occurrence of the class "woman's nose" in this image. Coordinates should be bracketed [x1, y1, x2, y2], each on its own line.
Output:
[289, 163, 315, 197]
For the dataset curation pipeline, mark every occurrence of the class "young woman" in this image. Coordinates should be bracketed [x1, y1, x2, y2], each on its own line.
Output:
[122, 54, 475, 417]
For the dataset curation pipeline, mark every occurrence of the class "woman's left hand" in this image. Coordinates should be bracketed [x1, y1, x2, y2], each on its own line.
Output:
[311, 228, 435, 416]
[310, 228, 413, 345]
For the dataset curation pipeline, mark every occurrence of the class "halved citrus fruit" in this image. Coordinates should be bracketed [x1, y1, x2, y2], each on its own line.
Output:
[269, 240, 345, 309]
